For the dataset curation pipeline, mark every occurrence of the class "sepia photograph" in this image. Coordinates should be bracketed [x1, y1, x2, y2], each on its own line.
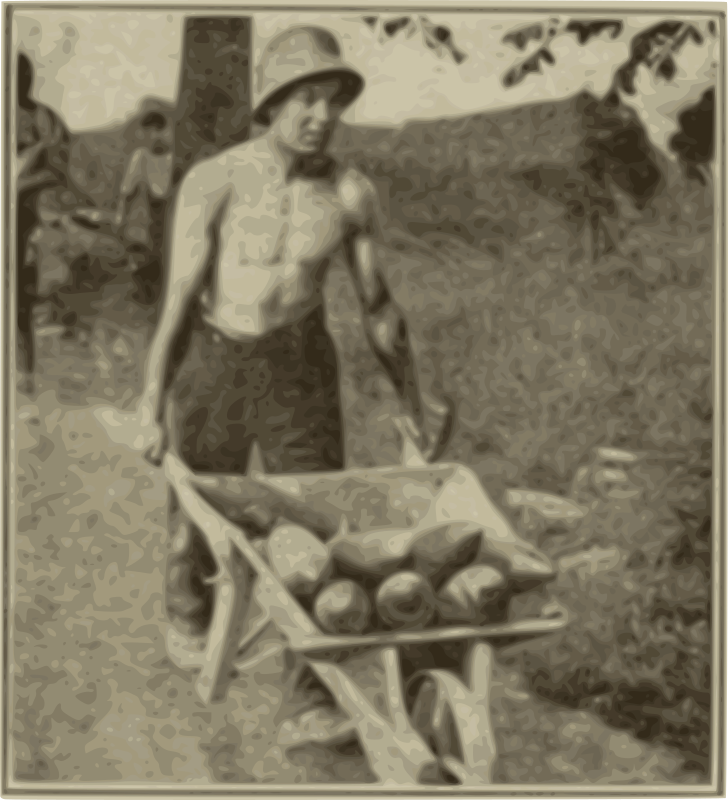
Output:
[5, 1, 725, 793]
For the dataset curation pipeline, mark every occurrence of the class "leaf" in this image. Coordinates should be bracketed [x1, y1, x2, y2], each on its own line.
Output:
[616, 21, 683, 95]
[278, 709, 354, 747]
[432, 25, 451, 43]
[565, 19, 623, 45]
[502, 48, 555, 87]
[505, 490, 587, 520]
[363, 16, 377, 28]
[383, 17, 410, 37]
[595, 447, 641, 463]
[420, 17, 467, 64]
[688, 25, 704, 45]
[656, 55, 676, 81]
[503, 23, 544, 51]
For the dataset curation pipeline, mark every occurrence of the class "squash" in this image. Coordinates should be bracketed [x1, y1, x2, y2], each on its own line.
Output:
[265, 522, 330, 595]
[375, 571, 436, 630]
[438, 565, 505, 622]
[330, 521, 481, 577]
[314, 580, 371, 634]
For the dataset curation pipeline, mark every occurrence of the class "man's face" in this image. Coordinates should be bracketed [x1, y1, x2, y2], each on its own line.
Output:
[270, 78, 342, 154]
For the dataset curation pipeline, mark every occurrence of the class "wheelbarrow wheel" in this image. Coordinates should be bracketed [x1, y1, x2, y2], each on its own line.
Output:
[406, 642, 497, 786]
[408, 673, 462, 779]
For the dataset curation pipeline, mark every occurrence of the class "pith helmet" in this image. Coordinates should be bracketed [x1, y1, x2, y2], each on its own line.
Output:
[253, 26, 364, 125]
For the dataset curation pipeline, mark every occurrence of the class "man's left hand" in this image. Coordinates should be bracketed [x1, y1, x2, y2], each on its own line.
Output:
[393, 394, 455, 463]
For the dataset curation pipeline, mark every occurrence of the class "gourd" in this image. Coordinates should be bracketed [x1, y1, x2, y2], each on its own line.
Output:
[375, 571, 436, 630]
[329, 521, 482, 577]
[265, 521, 330, 595]
[438, 565, 505, 622]
[313, 580, 371, 634]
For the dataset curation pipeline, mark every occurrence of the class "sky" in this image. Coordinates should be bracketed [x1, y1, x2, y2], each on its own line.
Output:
[13, 10, 719, 155]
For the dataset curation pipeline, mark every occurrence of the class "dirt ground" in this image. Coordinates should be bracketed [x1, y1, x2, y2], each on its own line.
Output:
[11, 254, 700, 785]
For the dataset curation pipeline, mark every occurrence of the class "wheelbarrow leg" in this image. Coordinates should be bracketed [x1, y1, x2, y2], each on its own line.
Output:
[164, 395, 213, 634]
[165, 485, 240, 701]
[166, 490, 201, 630]
[442, 642, 496, 785]
[164, 395, 240, 701]
[196, 555, 237, 704]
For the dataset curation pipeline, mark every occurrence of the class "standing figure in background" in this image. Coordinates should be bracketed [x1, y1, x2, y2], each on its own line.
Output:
[16, 52, 71, 388]
[118, 108, 175, 306]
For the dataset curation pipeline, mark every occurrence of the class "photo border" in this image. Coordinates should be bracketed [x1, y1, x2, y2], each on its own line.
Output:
[1, 2, 725, 796]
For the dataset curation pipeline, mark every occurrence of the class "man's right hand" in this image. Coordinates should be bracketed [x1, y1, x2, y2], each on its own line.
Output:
[133, 396, 164, 465]
[94, 396, 164, 464]
[393, 394, 455, 464]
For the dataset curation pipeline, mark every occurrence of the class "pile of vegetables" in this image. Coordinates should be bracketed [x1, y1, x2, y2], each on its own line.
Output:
[253, 514, 554, 635]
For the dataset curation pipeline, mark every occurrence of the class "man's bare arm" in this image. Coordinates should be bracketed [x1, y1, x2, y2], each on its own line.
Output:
[344, 180, 428, 439]
[141, 166, 228, 421]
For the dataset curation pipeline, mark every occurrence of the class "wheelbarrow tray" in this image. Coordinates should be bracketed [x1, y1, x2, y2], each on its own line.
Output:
[192, 460, 463, 537]
[164, 451, 566, 785]
[189, 455, 544, 575]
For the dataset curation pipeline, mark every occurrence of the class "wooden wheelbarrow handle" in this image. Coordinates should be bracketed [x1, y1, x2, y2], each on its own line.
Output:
[163, 451, 323, 698]
[295, 613, 568, 656]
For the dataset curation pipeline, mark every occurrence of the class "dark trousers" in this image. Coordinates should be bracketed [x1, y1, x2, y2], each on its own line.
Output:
[164, 305, 344, 634]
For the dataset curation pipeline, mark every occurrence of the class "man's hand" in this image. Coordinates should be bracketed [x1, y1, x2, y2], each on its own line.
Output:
[94, 395, 164, 465]
[393, 393, 455, 464]
[132, 394, 165, 465]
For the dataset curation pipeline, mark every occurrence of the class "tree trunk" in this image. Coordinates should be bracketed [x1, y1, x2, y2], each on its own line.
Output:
[173, 17, 252, 185]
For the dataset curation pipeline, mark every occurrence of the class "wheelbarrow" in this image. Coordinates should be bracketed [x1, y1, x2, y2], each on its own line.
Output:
[162, 437, 567, 786]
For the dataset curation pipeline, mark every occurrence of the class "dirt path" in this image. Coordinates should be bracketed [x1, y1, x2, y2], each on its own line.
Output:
[11, 273, 690, 785]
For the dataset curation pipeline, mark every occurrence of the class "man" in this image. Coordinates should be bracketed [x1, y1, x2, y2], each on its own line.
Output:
[16, 52, 71, 386]
[130, 26, 551, 638]
[117, 107, 175, 305]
